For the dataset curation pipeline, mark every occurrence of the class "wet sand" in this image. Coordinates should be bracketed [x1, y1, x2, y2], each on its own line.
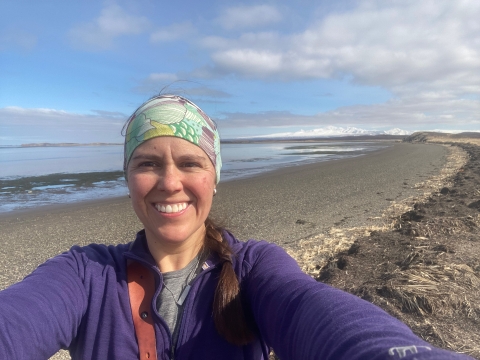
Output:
[0, 142, 448, 289]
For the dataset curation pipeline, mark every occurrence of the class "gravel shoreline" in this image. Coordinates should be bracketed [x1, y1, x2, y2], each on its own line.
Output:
[0, 142, 447, 289]
[212, 142, 448, 245]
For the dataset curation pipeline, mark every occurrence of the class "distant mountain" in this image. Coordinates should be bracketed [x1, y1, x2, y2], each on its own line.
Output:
[247, 126, 412, 139]
[383, 128, 412, 136]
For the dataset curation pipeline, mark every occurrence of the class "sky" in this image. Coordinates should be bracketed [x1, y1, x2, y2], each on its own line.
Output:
[1, 0, 479, 144]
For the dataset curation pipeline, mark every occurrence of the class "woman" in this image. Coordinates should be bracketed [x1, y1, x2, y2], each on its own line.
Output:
[0, 95, 473, 359]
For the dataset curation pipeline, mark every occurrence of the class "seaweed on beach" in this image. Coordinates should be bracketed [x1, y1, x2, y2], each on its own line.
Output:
[287, 135, 480, 358]
[0, 171, 125, 194]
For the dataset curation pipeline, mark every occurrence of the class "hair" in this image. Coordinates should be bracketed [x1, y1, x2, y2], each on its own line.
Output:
[203, 217, 255, 346]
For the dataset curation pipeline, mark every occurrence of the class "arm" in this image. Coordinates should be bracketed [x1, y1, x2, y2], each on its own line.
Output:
[244, 241, 472, 360]
[0, 251, 88, 359]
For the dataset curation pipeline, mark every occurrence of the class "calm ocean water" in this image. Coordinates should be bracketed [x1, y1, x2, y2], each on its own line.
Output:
[0, 141, 389, 213]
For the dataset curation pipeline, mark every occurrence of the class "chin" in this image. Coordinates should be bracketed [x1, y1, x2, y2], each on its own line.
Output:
[147, 225, 205, 245]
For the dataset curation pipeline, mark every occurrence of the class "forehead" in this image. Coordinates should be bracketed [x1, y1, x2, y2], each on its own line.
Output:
[132, 136, 208, 158]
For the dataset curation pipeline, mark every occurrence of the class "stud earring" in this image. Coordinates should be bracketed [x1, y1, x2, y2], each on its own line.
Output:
[128, 193, 131, 198]
[213, 188, 217, 196]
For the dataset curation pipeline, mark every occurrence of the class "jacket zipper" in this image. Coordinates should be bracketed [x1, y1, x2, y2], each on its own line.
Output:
[169, 263, 217, 360]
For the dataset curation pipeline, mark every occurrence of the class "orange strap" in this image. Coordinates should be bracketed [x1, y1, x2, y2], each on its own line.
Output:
[127, 261, 158, 360]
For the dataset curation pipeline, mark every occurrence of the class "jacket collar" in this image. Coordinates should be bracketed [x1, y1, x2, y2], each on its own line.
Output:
[123, 230, 159, 272]
[124, 229, 239, 270]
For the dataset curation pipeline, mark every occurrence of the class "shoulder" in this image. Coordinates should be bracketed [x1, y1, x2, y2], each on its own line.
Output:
[41, 242, 132, 279]
[69, 242, 132, 264]
[223, 230, 303, 277]
[224, 229, 287, 256]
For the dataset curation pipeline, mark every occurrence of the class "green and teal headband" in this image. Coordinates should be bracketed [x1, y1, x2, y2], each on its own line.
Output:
[124, 95, 222, 183]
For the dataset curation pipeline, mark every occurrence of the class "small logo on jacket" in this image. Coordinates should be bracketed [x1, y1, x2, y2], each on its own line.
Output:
[388, 345, 432, 358]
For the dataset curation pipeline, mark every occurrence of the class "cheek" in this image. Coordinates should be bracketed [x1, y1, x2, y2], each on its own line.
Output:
[126, 171, 135, 192]
[126, 174, 138, 194]
[192, 176, 215, 201]
[127, 174, 153, 197]
[201, 176, 212, 188]
[201, 174, 215, 191]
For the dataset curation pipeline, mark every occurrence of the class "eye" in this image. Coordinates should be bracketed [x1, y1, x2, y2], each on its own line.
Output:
[139, 161, 157, 167]
[182, 162, 200, 168]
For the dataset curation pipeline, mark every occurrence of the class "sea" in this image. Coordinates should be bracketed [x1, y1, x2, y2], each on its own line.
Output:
[0, 141, 391, 213]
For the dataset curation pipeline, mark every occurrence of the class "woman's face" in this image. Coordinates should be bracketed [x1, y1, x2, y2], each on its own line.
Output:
[126, 136, 216, 247]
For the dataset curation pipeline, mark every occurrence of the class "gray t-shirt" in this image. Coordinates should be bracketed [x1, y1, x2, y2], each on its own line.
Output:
[156, 255, 203, 344]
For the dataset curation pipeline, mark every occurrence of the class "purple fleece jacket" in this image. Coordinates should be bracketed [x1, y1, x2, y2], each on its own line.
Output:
[0, 230, 473, 360]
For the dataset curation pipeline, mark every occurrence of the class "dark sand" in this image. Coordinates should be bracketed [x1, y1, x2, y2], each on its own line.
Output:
[0, 142, 447, 289]
[212, 142, 448, 243]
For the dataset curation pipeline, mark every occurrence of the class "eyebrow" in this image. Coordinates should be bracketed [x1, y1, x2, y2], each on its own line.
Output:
[176, 154, 208, 162]
[130, 154, 208, 162]
[130, 154, 162, 161]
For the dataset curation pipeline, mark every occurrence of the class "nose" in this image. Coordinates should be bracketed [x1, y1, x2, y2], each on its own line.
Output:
[158, 164, 183, 193]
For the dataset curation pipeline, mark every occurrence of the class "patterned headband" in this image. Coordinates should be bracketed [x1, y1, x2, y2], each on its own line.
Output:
[124, 95, 222, 183]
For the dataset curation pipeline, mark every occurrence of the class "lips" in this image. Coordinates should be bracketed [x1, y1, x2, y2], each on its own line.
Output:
[155, 202, 188, 214]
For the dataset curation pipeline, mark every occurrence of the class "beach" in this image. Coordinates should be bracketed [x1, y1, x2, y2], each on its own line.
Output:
[4, 139, 479, 359]
[0, 142, 446, 288]
[213, 142, 448, 244]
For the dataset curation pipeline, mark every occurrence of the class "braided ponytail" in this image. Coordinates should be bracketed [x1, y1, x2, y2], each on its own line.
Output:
[204, 218, 255, 346]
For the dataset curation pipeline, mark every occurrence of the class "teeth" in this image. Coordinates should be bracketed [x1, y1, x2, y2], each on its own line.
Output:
[156, 203, 187, 213]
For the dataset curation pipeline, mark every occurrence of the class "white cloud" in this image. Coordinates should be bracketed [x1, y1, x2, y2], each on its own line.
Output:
[68, 4, 149, 50]
[0, 107, 126, 145]
[204, 0, 480, 94]
[212, 49, 283, 77]
[147, 73, 179, 83]
[199, 0, 480, 132]
[217, 5, 282, 30]
[200, 36, 232, 49]
[91, 110, 127, 118]
[216, 95, 480, 131]
[150, 22, 195, 43]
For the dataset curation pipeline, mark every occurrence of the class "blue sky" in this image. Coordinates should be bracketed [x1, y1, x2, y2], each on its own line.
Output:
[1, 0, 479, 144]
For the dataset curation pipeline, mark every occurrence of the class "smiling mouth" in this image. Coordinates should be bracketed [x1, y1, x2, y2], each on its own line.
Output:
[155, 203, 188, 214]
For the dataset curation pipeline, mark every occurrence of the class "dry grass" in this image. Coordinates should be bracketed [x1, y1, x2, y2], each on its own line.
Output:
[286, 226, 384, 278]
[381, 263, 480, 317]
[397, 214, 480, 238]
[381, 260, 480, 357]
[425, 136, 480, 147]
[286, 143, 469, 275]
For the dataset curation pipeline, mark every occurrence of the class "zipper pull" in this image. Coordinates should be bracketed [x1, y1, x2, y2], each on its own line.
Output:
[177, 285, 191, 306]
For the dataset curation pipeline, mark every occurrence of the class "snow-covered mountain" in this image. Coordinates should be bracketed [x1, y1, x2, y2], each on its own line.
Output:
[383, 128, 412, 136]
[249, 126, 412, 139]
